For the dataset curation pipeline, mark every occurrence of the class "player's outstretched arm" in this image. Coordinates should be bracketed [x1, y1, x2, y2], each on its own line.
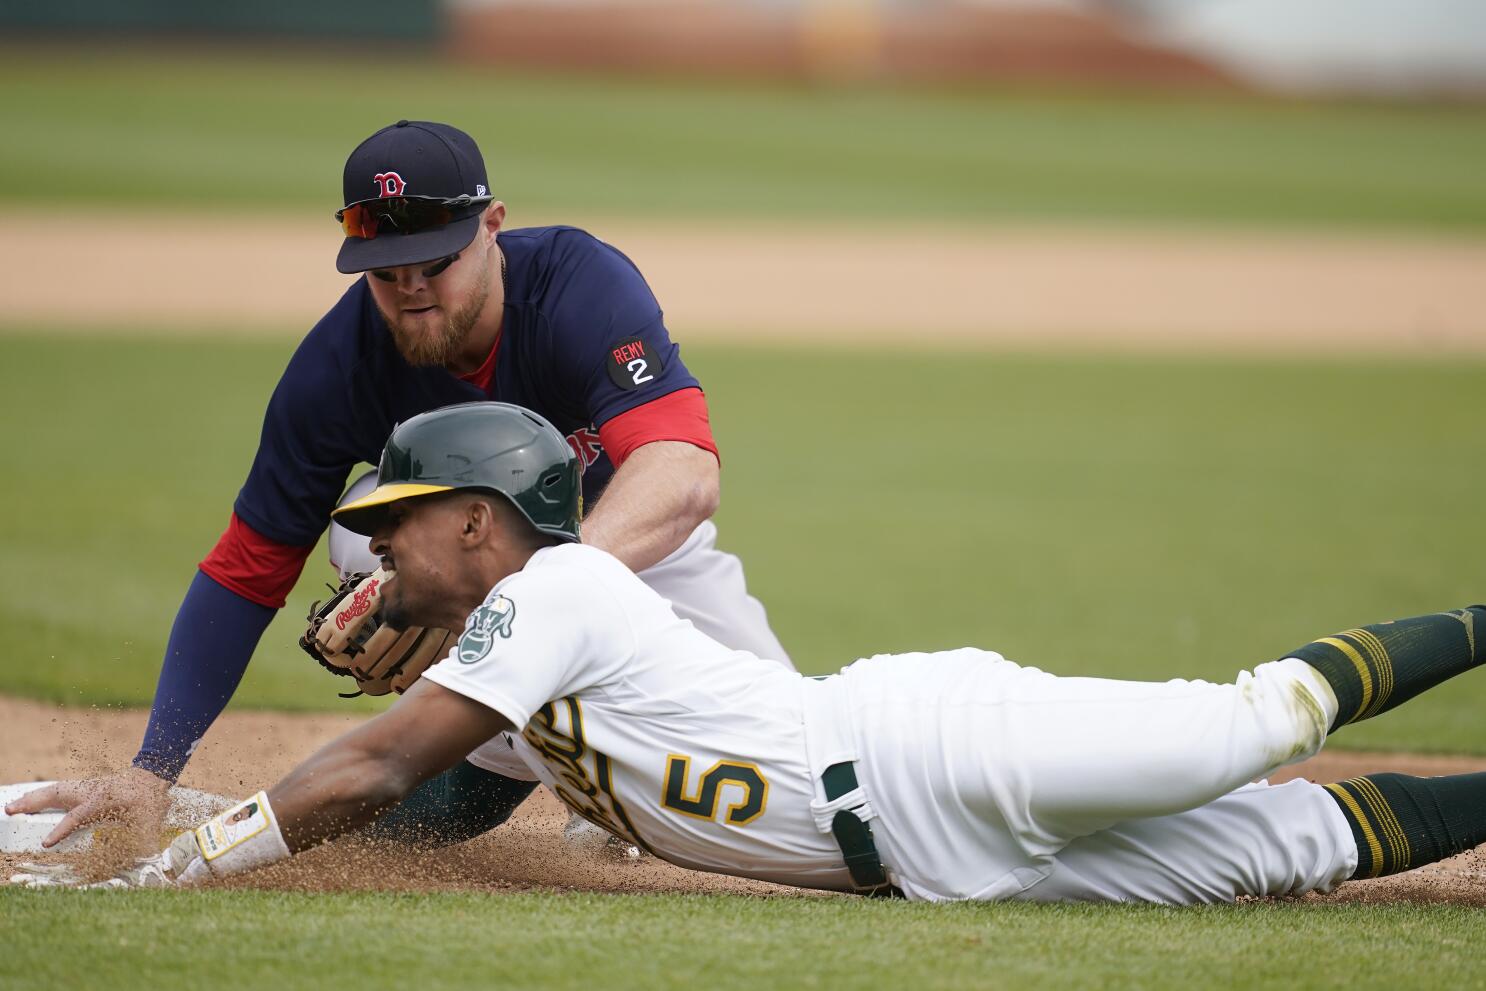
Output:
[268, 678, 513, 852]
[9, 680, 513, 889]
[581, 440, 719, 573]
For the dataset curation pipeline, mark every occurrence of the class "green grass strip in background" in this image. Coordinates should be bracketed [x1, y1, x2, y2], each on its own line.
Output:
[1, 46, 1484, 229]
[0, 334, 1482, 753]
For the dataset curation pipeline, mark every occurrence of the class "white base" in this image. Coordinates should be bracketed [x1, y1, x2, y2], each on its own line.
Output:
[0, 781, 232, 854]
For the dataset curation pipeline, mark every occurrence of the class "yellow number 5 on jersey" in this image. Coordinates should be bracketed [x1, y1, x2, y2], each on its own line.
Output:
[662, 755, 769, 826]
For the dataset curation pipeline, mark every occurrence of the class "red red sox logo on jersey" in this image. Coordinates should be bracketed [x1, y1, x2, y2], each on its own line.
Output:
[373, 172, 407, 197]
[566, 426, 603, 470]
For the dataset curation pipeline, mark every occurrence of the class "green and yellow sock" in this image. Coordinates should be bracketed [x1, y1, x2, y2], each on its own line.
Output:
[1283, 606, 1485, 731]
[1324, 772, 1486, 879]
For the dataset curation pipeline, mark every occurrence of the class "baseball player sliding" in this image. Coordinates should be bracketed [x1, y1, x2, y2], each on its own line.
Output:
[9, 120, 790, 854]
[12, 403, 1485, 902]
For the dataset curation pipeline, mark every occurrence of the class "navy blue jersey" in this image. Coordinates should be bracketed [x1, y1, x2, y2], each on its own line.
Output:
[235, 226, 699, 547]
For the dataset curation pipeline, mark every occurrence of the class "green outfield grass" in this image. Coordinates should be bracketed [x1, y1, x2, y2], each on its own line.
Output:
[0, 333, 1482, 754]
[1, 889, 1483, 991]
[2, 46, 1485, 229]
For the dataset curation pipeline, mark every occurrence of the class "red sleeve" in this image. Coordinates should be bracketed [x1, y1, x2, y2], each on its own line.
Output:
[199, 513, 317, 609]
[597, 387, 719, 468]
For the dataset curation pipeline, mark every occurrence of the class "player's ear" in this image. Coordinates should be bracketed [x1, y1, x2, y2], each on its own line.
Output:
[463, 495, 500, 543]
[459, 497, 483, 541]
[483, 202, 506, 241]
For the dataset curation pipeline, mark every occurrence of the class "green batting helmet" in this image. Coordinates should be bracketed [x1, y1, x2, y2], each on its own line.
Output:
[332, 401, 581, 540]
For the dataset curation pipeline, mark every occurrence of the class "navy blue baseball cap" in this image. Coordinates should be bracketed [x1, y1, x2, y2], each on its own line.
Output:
[335, 120, 492, 275]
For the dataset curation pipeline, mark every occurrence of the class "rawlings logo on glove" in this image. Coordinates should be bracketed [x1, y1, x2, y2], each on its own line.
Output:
[300, 568, 457, 697]
[335, 576, 380, 630]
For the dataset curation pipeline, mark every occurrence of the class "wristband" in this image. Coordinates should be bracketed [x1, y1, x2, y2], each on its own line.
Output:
[190, 791, 291, 878]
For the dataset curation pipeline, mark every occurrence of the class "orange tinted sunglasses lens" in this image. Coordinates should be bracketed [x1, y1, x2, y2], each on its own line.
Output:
[339, 203, 380, 239]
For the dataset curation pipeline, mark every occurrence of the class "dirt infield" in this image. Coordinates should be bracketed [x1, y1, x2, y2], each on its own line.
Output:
[4, 694, 1483, 903]
[3, 210, 1484, 354]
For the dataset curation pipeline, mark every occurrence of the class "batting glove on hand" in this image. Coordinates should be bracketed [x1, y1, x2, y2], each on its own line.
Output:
[8, 791, 290, 890]
[8, 830, 210, 889]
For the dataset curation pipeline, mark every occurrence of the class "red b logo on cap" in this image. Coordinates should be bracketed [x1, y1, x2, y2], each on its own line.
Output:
[373, 172, 406, 197]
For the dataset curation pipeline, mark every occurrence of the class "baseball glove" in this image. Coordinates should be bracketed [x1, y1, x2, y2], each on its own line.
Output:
[299, 568, 457, 697]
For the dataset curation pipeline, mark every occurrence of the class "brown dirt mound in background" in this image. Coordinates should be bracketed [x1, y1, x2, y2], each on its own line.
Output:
[3, 211, 1483, 355]
[4, 694, 1483, 904]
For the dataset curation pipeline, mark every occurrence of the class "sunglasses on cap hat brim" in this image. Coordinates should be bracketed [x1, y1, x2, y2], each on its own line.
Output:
[334, 194, 494, 239]
[334, 194, 493, 275]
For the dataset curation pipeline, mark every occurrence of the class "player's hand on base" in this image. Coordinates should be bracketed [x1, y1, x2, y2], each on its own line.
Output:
[9, 791, 289, 889]
[4, 767, 171, 848]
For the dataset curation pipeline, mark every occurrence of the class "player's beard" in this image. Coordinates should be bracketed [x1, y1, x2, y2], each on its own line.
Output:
[381, 573, 429, 632]
[379, 255, 492, 368]
[382, 584, 414, 632]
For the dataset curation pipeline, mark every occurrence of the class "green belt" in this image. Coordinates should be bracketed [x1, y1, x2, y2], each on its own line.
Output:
[821, 761, 897, 897]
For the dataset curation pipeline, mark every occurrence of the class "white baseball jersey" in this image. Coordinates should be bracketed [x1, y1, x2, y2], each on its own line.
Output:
[422, 544, 853, 891]
[335, 471, 793, 787]
[424, 545, 1359, 903]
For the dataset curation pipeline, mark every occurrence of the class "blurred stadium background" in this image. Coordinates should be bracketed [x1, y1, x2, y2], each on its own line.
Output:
[7, 0, 1486, 95]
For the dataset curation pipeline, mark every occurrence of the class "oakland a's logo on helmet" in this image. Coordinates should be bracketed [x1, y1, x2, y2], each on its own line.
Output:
[458, 595, 516, 664]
